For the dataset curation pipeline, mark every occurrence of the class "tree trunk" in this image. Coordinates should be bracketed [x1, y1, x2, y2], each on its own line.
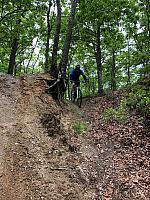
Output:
[59, 0, 78, 78]
[127, 35, 131, 85]
[26, 38, 38, 73]
[45, 0, 52, 72]
[95, 20, 103, 95]
[111, 49, 116, 90]
[50, 0, 61, 78]
[8, 38, 19, 75]
[8, 4, 22, 75]
[32, 54, 39, 74]
[145, 0, 150, 39]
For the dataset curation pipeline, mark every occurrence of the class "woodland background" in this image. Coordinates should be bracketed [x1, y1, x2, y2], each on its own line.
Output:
[0, 1, 150, 199]
[0, 0, 149, 97]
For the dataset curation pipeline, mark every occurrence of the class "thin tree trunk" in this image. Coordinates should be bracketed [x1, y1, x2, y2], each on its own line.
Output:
[26, 38, 38, 73]
[50, 0, 61, 77]
[59, 0, 78, 78]
[32, 54, 39, 74]
[45, 0, 52, 72]
[23, 60, 26, 73]
[127, 35, 131, 85]
[8, 38, 19, 74]
[111, 49, 116, 90]
[95, 20, 103, 95]
[8, 5, 21, 75]
[145, 0, 150, 39]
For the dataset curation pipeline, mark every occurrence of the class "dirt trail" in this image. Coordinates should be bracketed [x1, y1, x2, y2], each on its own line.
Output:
[0, 74, 149, 200]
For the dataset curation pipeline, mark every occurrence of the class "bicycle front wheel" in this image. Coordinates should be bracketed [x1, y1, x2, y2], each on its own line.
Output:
[77, 88, 82, 108]
[70, 90, 75, 102]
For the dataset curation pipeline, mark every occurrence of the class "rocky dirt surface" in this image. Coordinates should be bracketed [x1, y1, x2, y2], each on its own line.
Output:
[0, 74, 149, 200]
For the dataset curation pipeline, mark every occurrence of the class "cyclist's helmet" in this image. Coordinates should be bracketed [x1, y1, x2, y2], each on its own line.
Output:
[75, 64, 80, 71]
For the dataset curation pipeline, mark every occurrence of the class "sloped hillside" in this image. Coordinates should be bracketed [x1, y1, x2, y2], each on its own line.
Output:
[0, 74, 149, 200]
[0, 73, 94, 200]
[81, 90, 149, 200]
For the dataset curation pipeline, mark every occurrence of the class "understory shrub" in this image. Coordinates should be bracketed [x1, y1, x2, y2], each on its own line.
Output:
[125, 86, 150, 114]
[103, 100, 128, 124]
[103, 82, 150, 124]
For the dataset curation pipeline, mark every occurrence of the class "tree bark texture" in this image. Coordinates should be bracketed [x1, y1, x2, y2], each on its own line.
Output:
[45, 0, 52, 72]
[51, 0, 61, 77]
[145, 0, 150, 39]
[95, 20, 103, 95]
[8, 38, 19, 75]
[127, 36, 131, 85]
[59, 0, 78, 78]
[26, 38, 38, 73]
[111, 49, 116, 90]
[8, 4, 22, 75]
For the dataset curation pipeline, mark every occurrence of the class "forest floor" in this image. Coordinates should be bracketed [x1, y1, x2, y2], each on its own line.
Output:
[0, 73, 149, 200]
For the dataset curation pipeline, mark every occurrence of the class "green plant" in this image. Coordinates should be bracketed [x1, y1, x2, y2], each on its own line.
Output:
[103, 98, 129, 124]
[103, 104, 128, 124]
[124, 86, 150, 114]
[72, 121, 87, 135]
[103, 83, 150, 124]
[103, 107, 115, 122]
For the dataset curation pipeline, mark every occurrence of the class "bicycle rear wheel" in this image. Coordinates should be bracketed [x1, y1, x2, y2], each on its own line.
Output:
[76, 88, 82, 108]
[70, 90, 75, 102]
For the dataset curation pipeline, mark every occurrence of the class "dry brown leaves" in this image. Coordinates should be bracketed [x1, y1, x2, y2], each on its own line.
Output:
[81, 93, 149, 200]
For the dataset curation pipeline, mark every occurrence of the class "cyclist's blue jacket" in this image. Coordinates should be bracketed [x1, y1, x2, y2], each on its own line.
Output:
[70, 68, 87, 82]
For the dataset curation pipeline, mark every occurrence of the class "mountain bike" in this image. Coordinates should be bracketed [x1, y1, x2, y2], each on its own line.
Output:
[70, 81, 82, 108]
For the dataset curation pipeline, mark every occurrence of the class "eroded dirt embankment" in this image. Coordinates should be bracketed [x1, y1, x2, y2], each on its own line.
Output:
[0, 74, 95, 200]
[0, 74, 149, 200]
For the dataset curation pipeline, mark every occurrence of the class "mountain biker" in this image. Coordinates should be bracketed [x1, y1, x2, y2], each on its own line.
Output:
[70, 64, 87, 98]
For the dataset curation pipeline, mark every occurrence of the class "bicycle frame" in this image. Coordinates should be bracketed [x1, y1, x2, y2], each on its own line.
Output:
[71, 81, 82, 107]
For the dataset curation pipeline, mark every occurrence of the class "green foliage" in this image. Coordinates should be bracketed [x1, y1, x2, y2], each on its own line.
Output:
[124, 85, 150, 114]
[0, 0, 149, 93]
[103, 102, 128, 124]
[72, 121, 87, 135]
[103, 81, 150, 124]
